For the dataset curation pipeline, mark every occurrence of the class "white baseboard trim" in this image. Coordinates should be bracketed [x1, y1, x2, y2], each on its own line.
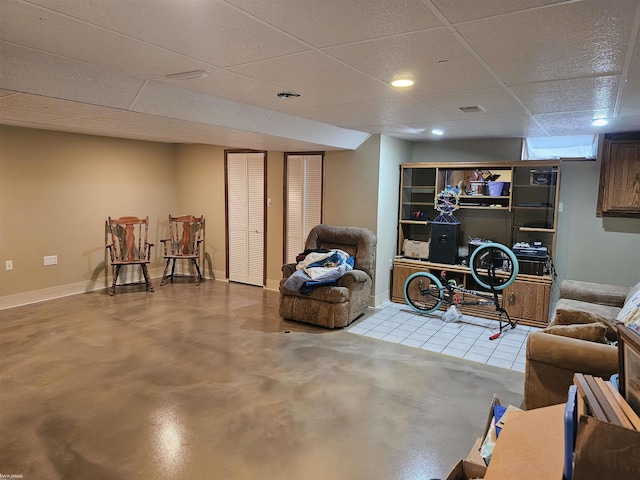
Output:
[372, 289, 391, 307]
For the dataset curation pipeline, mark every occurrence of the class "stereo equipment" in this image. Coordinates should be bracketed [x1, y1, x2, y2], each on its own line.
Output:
[430, 222, 460, 265]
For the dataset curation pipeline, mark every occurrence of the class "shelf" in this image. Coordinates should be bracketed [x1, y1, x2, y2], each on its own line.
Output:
[512, 206, 554, 210]
[518, 227, 556, 233]
[459, 195, 508, 199]
[400, 220, 430, 224]
[404, 185, 435, 190]
[402, 201, 433, 206]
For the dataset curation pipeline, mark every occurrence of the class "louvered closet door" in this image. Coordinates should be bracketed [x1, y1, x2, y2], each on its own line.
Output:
[227, 152, 265, 286]
[286, 154, 322, 263]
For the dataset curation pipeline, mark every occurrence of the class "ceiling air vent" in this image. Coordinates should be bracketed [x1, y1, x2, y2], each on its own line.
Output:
[458, 105, 486, 113]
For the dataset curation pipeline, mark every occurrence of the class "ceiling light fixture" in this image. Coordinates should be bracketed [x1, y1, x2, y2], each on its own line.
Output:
[431, 129, 444, 136]
[277, 92, 301, 99]
[591, 118, 609, 127]
[390, 79, 414, 87]
[164, 70, 209, 80]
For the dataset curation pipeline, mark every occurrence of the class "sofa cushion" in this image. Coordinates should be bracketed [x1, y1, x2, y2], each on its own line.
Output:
[542, 322, 609, 343]
[618, 289, 640, 326]
[551, 298, 622, 341]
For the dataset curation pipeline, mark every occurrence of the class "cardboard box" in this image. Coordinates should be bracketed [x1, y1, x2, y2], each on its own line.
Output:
[483, 403, 565, 480]
[403, 239, 430, 260]
[444, 459, 487, 480]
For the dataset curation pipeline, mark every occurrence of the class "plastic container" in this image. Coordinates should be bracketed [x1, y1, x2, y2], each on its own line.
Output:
[487, 181, 504, 196]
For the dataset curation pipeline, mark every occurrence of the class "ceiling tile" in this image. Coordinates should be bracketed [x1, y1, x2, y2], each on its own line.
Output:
[510, 76, 620, 114]
[133, 81, 271, 132]
[416, 88, 528, 118]
[456, 0, 638, 84]
[278, 105, 383, 128]
[0, 0, 214, 79]
[0, 93, 120, 117]
[533, 111, 617, 136]
[229, 51, 399, 104]
[432, 0, 567, 24]
[0, 42, 143, 109]
[24, 0, 309, 67]
[226, 0, 442, 48]
[621, 72, 640, 109]
[160, 70, 327, 111]
[325, 28, 499, 95]
[343, 97, 446, 123]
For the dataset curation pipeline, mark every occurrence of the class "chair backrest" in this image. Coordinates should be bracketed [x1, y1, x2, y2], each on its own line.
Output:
[107, 216, 151, 262]
[165, 215, 204, 257]
[304, 224, 377, 278]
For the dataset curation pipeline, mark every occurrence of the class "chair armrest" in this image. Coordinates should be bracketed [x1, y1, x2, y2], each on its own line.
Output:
[560, 279, 629, 307]
[281, 263, 297, 279]
[527, 331, 618, 375]
[337, 270, 371, 288]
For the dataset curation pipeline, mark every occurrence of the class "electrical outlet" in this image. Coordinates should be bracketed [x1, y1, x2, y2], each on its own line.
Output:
[558, 202, 564, 213]
[44, 255, 58, 266]
[5, 260, 13, 271]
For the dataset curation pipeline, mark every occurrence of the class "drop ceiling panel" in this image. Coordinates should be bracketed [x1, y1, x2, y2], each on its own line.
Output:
[432, 0, 567, 24]
[510, 76, 620, 115]
[25, 0, 309, 67]
[533, 111, 615, 136]
[0, 93, 119, 117]
[0, 1, 214, 79]
[160, 70, 327, 111]
[416, 88, 529, 118]
[256, 111, 342, 145]
[229, 51, 399, 104]
[278, 105, 383, 128]
[0, 42, 143, 109]
[325, 29, 499, 95]
[456, 0, 637, 85]
[226, 0, 442, 48]
[621, 74, 640, 108]
[133, 81, 271, 132]
[343, 97, 447, 124]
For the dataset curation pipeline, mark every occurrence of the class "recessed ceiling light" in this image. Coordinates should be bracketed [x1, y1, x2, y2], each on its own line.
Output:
[277, 92, 301, 99]
[164, 70, 208, 80]
[592, 118, 609, 127]
[431, 129, 444, 136]
[390, 79, 414, 87]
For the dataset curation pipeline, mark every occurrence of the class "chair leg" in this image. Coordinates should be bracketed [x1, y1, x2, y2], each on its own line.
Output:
[141, 264, 154, 292]
[192, 259, 201, 286]
[111, 265, 121, 296]
[161, 258, 172, 286]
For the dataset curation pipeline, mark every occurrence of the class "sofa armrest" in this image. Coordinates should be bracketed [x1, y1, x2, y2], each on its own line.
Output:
[560, 279, 630, 307]
[524, 331, 618, 410]
[281, 263, 297, 279]
[337, 270, 371, 288]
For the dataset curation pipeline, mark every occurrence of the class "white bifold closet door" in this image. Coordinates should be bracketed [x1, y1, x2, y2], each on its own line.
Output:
[227, 152, 265, 286]
[286, 154, 322, 263]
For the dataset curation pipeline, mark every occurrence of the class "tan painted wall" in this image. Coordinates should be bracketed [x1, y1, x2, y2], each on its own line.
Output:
[0, 126, 177, 297]
[174, 144, 227, 280]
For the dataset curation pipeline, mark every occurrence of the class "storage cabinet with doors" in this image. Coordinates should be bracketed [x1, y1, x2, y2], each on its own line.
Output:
[597, 132, 640, 217]
[394, 161, 560, 327]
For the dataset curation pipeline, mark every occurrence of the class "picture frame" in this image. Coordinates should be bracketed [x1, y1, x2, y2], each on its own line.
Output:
[618, 325, 640, 416]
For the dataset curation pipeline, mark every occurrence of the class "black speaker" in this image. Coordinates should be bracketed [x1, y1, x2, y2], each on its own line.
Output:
[430, 222, 460, 265]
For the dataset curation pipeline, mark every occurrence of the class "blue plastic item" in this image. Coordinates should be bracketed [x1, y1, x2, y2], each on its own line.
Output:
[563, 385, 578, 480]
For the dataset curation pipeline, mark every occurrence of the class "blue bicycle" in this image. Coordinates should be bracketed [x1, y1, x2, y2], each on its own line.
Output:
[403, 242, 519, 339]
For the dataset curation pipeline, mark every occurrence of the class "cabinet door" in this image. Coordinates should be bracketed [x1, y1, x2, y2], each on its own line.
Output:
[503, 280, 550, 325]
[598, 140, 640, 217]
[392, 263, 424, 302]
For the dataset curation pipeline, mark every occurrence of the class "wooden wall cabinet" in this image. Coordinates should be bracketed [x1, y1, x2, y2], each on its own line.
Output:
[393, 161, 560, 327]
[597, 132, 640, 217]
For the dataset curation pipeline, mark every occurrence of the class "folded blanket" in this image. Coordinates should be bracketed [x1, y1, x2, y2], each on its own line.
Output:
[285, 249, 354, 291]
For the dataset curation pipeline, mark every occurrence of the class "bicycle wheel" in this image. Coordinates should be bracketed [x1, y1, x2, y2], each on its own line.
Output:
[404, 272, 444, 314]
[469, 243, 519, 291]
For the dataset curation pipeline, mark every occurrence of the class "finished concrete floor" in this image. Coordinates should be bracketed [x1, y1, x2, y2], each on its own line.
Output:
[0, 280, 525, 479]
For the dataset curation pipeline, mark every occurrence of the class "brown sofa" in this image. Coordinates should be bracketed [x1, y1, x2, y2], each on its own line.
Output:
[524, 279, 640, 410]
[279, 224, 377, 329]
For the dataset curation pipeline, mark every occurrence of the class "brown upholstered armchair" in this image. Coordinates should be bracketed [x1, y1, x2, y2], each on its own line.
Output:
[279, 224, 377, 329]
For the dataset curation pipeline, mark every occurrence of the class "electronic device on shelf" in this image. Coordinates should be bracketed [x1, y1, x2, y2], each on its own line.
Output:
[512, 242, 548, 259]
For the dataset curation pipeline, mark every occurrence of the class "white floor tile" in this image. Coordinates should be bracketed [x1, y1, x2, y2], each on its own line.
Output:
[486, 357, 514, 369]
[420, 342, 446, 353]
[490, 350, 518, 362]
[382, 333, 407, 343]
[349, 305, 537, 372]
[401, 338, 426, 348]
